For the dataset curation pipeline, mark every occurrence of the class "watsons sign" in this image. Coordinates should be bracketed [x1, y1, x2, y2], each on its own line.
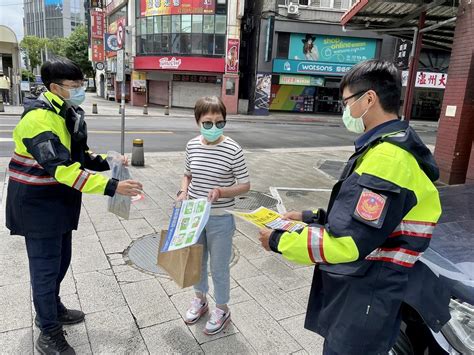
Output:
[273, 59, 353, 76]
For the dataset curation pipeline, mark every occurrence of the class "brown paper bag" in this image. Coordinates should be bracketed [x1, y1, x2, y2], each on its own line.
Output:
[157, 230, 203, 288]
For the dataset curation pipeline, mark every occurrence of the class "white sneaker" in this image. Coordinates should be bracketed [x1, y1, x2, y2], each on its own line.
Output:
[204, 308, 231, 335]
[184, 298, 208, 324]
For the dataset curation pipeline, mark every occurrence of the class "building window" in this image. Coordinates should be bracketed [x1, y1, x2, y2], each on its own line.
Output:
[299, 0, 310, 6]
[276, 32, 290, 58]
[341, 0, 352, 9]
[136, 13, 227, 57]
[320, 0, 334, 8]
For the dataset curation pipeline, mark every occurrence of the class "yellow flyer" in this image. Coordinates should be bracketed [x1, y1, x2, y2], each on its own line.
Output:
[229, 207, 307, 232]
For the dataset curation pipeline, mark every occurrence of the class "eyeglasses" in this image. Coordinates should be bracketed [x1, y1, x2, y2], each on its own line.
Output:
[57, 82, 87, 90]
[340, 90, 367, 109]
[202, 121, 226, 130]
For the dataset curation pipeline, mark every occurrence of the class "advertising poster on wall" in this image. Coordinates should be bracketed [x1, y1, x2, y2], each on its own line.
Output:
[141, 0, 215, 17]
[289, 34, 377, 64]
[254, 73, 272, 115]
[270, 85, 316, 112]
[226, 39, 240, 73]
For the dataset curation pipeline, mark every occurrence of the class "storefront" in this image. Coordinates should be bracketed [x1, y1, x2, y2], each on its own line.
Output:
[402, 70, 447, 120]
[130, 0, 240, 111]
[133, 56, 225, 108]
[268, 33, 379, 114]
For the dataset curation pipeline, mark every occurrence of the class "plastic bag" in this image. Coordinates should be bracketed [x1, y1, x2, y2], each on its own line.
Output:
[107, 151, 132, 219]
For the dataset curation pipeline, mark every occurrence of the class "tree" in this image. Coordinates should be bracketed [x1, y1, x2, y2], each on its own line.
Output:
[20, 36, 47, 70]
[64, 26, 93, 77]
[21, 69, 35, 82]
[48, 37, 67, 57]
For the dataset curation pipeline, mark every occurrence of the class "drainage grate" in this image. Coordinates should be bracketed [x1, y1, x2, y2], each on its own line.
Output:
[235, 190, 279, 211]
[123, 233, 238, 275]
[319, 160, 346, 179]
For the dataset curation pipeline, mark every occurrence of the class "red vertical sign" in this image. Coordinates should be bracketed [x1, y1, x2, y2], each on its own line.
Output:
[91, 9, 105, 39]
[226, 39, 240, 73]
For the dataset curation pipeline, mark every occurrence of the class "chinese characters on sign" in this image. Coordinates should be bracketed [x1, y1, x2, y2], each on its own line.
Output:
[279, 75, 324, 87]
[226, 39, 240, 73]
[132, 71, 147, 93]
[141, 0, 215, 17]
[91, 9, 105, 62]
[401, 71, 448, 89]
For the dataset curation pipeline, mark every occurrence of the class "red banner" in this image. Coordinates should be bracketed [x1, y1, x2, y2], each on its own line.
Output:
[140, 0, 215, 17]
[91, 9, 104, 39]
[92, 39, 105, 62]
[226, 38, 240, 73]
[134, 56, 225, 73]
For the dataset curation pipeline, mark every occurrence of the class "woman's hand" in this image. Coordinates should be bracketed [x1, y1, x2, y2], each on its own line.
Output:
[176, 190, 188, 202]
[208, 188, 221, 202]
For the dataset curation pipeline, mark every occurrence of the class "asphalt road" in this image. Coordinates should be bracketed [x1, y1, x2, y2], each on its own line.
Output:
[0, 115, 438, 157]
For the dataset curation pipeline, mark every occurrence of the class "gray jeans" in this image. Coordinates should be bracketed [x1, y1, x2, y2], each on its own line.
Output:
[194, 214, 235, 305]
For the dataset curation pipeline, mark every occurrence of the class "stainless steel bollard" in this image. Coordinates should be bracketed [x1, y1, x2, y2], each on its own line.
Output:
[164, 105, 169, 115]
[143, 105, 148, 115]
[131, 139, 145, 167]
[92, 103, 98, 114]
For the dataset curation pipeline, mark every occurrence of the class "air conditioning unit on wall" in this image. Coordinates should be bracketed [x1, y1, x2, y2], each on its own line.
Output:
[287, 3, 299, 16]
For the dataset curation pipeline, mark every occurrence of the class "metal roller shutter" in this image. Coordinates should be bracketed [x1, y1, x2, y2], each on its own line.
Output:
[148, 80, 168, 106]
[172, 82, 221, 108]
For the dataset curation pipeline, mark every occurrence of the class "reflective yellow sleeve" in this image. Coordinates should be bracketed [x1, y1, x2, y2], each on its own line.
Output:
[55, 163, 110, 194]
[276, 226, 359, 265]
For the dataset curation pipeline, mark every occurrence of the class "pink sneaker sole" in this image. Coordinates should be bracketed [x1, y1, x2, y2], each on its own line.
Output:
[184, 303, 209, 325]
[203, 314, 231, 335]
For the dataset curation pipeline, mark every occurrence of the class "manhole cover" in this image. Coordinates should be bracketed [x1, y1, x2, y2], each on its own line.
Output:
[235, 190, 279, 210]
[319, 160, 346, 179]
[123, 234, 238, 275]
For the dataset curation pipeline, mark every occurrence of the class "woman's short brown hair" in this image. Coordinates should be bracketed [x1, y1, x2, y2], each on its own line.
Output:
[194, 96, 227, 122]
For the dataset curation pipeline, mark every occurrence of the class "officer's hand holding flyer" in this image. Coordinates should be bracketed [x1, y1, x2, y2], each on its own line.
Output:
[230, 206, 307, 232]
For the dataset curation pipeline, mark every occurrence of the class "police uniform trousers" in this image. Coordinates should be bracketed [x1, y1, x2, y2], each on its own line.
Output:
[25, 231, 72, 332]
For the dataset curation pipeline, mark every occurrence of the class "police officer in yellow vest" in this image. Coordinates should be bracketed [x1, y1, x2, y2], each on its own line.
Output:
[6, 58, 143, 355]
[259, 60, 450, 354]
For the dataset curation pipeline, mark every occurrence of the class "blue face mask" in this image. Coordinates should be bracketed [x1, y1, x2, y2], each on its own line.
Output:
[61, 86, 86, 106]
[201, 125, 224, 143]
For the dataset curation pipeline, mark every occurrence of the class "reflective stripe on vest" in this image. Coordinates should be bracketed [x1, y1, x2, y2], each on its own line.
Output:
[389, 220, 436, 239]
[8, 152, 59, 185]
[307, 227, 326, 263]
[8, 168, 58, 185]
[11, 152, 43, 168]
[366, 247, 421, 268]
[72, 170, 90, 191]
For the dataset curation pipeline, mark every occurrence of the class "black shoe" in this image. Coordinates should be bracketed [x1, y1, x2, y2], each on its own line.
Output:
[35, 328, 76, 355]
[35, 309, 85, 328]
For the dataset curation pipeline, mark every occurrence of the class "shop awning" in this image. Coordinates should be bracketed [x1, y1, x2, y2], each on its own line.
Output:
[340, 0, 458, 51]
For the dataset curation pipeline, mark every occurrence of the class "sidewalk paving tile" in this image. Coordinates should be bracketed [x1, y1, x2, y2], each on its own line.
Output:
[229, 255, 260, 281]
[71, 236, 110, 274]
[86, 306, 148, 354]
[250, 256, 310, 292]
[0, 247, 30, 286]
[75, 269, 126, 314]
[0, 282, 32, 332]
[120, 278, 180, 328]
[121, 218, 155, 240]
[200, 333, 256, 354]
[98, 229, 132, 254]
[0, 327, 33, 354]
[230, 300, 302, 354]
[280, 314, 324, 355]
[238, 275, 305, 321]
[140, 318, 203, 354]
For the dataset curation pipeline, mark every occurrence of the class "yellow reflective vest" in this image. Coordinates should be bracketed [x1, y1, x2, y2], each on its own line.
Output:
[6, 91, 117, 237]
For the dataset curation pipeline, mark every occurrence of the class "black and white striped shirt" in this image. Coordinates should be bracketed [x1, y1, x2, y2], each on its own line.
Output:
[185, 136, 250, 214]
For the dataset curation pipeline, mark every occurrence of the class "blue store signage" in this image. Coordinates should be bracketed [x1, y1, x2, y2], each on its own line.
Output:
[273, 59, 353, 76]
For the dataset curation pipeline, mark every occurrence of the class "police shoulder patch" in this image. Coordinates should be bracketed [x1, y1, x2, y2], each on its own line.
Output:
[355, 188, 386, 221]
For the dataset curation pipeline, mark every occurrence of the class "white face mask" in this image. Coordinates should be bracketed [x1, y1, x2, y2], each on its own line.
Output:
[342, 92, 369, 134]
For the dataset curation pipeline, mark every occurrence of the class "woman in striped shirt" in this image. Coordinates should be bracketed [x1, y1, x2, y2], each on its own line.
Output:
[177, 96, 250, 335]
